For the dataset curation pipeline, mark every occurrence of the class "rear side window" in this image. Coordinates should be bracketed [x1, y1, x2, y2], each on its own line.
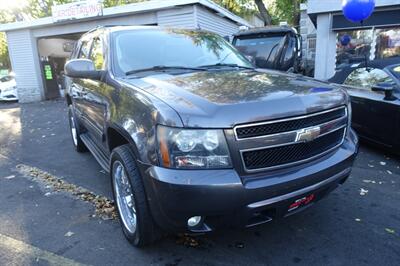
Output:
[78, 40, 91, 59]
[90, 38, 105, 70]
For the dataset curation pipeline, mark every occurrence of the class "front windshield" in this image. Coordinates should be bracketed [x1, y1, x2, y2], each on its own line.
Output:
[112, 29, 252, 76]
[234, 34, 285, 68]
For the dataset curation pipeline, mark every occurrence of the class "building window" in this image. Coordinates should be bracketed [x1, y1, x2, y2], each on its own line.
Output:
[336, 29, 373, 66]
[375, 28, 400, 59]
[336, 27, 400, 66]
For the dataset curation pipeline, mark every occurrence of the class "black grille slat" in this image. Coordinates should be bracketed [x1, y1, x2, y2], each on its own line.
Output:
[236, 107, 346, 139]
[242, 129, 345, 170]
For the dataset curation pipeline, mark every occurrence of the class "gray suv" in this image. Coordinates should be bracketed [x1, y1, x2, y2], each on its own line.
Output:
[65, 26, 358, 246]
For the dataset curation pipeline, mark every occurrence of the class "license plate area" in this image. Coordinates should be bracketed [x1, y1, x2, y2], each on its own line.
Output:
[287, 193, 315, 213]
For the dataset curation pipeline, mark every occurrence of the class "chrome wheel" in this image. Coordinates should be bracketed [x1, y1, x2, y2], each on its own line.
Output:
[113, 161, 137, 234]
[70, 115, 78, 146]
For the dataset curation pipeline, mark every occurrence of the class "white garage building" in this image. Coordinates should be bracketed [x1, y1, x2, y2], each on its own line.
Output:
[0, 0, 252, 103]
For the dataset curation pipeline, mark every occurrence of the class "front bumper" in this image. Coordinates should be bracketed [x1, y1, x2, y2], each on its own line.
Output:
[0, 88, 18, 101]
[139, 129, 359, 233]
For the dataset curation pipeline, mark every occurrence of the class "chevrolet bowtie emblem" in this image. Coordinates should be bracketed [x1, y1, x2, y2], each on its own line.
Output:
[295, 126, 321, 143]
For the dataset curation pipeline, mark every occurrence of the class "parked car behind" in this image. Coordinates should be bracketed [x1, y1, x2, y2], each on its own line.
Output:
[64, 26, 358, 247]
[0, 75, 18, 101]
[329, 57, 400, 152]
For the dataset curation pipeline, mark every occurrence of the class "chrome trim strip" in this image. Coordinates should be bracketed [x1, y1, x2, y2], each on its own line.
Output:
[240, 125, 346, 152]
[241, 127, 347, 173]
[235, 116, 347, 151]
[247, 167, 351, 209]
[234, 106, 347, 141]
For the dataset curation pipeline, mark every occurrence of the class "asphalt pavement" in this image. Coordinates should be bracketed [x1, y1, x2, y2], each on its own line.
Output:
[0, 100, 399, 266]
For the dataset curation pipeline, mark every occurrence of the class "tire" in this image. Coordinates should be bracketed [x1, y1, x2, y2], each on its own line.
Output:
[68, 105, 87, 153]
[110, 145, 161, 247]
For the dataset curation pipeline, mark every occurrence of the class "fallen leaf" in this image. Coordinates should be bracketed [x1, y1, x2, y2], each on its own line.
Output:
[64, 231, 74, 237]
[235, 242, 245, 249]
[16, 164, 117, 220]
[386, 170, 392, 175]
[385, 228, 395, 234]
[380, 161, 386, 166]
[175, 234, 200, 247]
[359, 188, 368, 196]
[3, 175, 15, 179]
[355, 218, 361, 222]
[363, 179, 376, 184]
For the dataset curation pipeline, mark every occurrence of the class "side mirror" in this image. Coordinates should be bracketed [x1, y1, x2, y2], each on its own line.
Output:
[371, 83, 397, 101]
[65, 59, 104, 80]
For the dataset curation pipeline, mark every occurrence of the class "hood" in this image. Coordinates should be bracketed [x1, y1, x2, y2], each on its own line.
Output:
[123, 70, 348, 128]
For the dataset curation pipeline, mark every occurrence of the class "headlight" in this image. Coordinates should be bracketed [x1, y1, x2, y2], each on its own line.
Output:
[157, 125, 232, 169]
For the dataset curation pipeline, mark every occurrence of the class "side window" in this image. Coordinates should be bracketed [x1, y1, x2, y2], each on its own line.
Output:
[90, 38, 105, 70]
[78, 40, 91, 59]
[344, 67, 394, 89]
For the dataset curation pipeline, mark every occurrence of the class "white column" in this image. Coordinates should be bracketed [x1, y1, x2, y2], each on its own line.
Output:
[314, 14, 337, 80]
[6, 29, 44, 102]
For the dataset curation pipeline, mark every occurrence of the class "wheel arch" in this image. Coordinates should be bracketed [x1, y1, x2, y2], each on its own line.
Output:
[106, 124, 142, 162]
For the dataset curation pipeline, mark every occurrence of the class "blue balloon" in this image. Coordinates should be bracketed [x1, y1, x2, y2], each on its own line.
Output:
[340, 34, 351, 46]
[342, 0, 376, 23]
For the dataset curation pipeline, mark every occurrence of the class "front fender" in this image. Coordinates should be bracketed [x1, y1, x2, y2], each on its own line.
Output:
[107, 81, 183, 165]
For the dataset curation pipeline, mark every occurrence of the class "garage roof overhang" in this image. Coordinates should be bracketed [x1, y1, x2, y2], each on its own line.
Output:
[0, 0, 252, 32]
[306, 0, 400, 29]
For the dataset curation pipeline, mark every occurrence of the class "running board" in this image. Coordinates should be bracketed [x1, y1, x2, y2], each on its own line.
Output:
[80, 133, 110, 173]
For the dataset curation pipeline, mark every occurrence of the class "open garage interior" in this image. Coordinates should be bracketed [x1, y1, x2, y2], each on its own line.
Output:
[38, 33, 82, 99]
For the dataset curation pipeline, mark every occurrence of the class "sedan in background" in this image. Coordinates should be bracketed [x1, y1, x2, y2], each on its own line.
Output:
[329, 58, 400, 152]
[0, 75, 18, 101]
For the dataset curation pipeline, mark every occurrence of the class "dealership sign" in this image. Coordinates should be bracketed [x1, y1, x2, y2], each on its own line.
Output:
[52, 1, 103, 22]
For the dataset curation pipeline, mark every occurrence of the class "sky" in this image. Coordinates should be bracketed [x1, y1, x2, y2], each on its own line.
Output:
[0, 0, 29, 11]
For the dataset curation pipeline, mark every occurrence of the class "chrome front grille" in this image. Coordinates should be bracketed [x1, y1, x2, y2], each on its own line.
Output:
[234, 106, 348, 172]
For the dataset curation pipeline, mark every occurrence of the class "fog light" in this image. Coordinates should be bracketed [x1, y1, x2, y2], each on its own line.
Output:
[187, 216, 202, 227]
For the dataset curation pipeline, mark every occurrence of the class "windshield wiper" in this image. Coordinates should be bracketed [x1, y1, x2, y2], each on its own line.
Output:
[199, 63, 254, 70]
[125, 65, 205, 76]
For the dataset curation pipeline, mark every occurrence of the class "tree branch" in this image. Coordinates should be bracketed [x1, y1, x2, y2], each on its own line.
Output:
[254, 0, 272, 25]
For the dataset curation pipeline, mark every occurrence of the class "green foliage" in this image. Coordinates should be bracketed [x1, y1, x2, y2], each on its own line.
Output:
[0, 32, 10, 69]
[213, 0, 257, 17]
[268, 0, 306, 26]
